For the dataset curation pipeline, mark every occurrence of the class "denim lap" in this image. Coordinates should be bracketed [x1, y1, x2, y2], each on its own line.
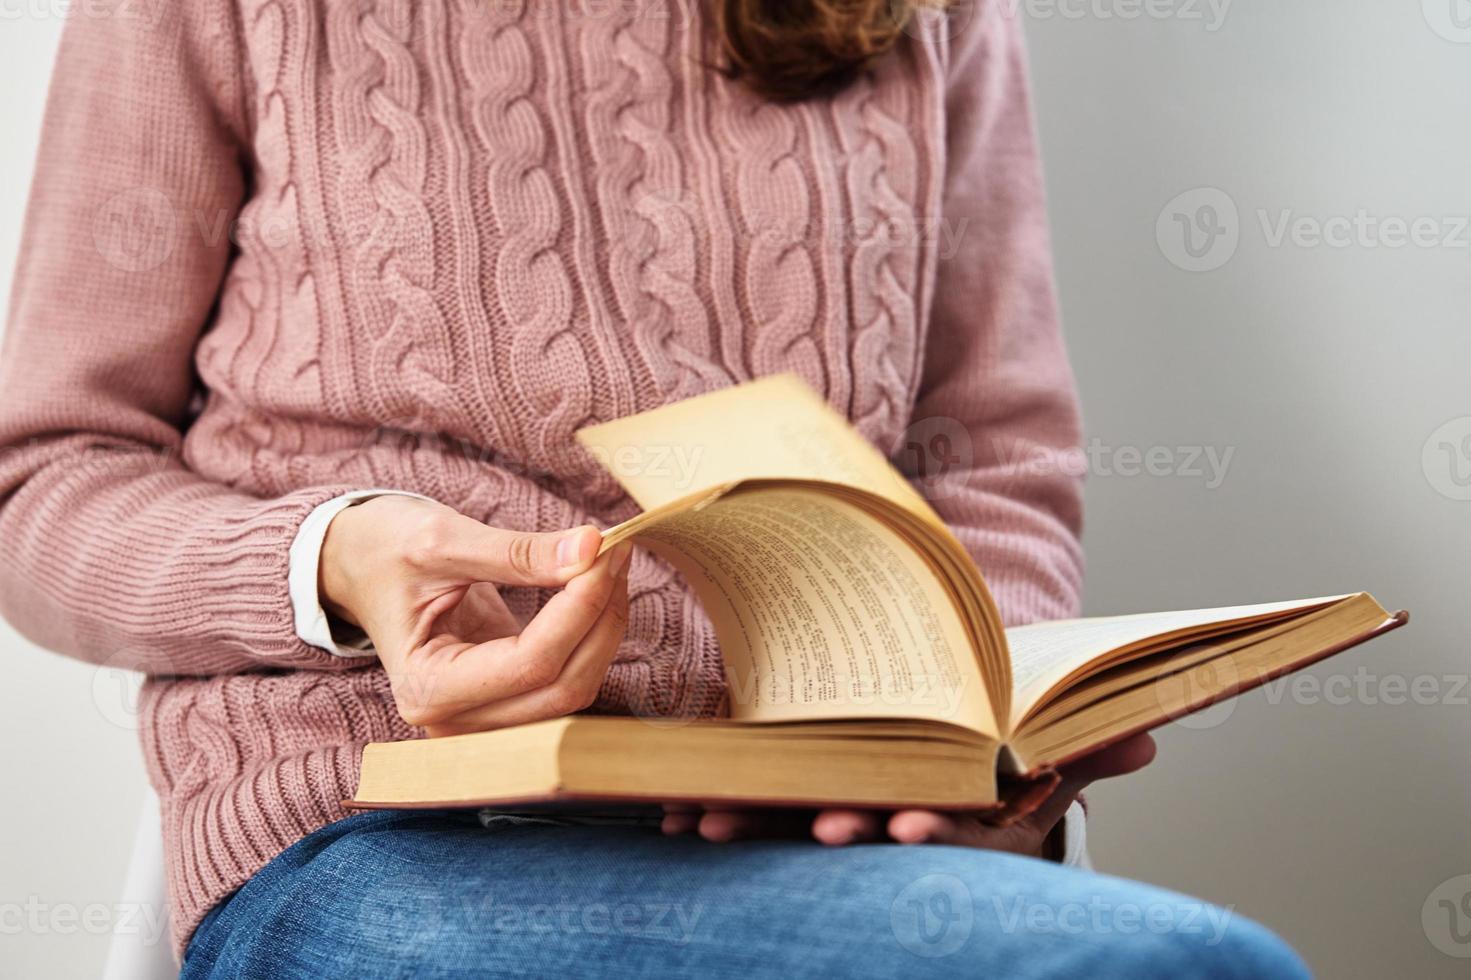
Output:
[181, 810, 1309, 979]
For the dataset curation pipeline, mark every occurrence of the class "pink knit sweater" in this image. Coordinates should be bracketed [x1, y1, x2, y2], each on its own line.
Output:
[0, 0, 1083, 957]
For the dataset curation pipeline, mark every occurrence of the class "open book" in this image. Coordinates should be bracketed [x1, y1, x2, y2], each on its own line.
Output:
[351, 376, 1406, 817]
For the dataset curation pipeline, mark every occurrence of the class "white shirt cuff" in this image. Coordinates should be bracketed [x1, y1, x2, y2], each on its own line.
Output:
[288, 490, 435, 658]
[1058, 800, 1091, 869]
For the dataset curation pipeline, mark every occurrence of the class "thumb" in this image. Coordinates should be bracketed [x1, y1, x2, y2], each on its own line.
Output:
[440, 520, 604, 587]
[1024, 733, 1158, 835]
[1022, 774, 1090, 838]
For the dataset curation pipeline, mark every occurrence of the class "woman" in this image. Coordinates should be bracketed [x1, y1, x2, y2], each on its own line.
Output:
[0, 0, 1306, 976]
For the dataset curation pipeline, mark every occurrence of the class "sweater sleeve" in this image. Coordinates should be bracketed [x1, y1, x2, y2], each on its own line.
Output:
[900, 5, 1085, 626]
[0, 2, 362, 675]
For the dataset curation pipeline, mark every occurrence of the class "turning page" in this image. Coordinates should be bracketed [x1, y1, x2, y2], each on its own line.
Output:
[579, 375, 1016, 727]
[576, 374, 936, 521]
[631, 485, 998, 737]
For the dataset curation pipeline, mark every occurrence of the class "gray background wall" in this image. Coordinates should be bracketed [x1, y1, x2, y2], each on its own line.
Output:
[1, 2, 1466, 976]
[1026, 2, 1470, 977]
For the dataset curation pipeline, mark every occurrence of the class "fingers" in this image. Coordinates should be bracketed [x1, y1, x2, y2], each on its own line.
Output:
[1058, 732, 1157, 784]
[342, 505, 605, 658]
[660, 807, 883, 845]
[421, 547, 632, 735]
[656, 736, 1160, 851]
[661, 807, 995, 850]
[1019, 786, 1083, 842]
[1017, 761, 1108, 839]
[392, 544, 629, 726]
[506, 543, 630, 680]
[433, 582, 522, 644]
[888, 809, 1053, 856]
[660, 805, 702, 836]
[695, 810, 762, 842]
[433, 517, 603, 587]
[811, 809, 884, 845]
[1001, 733, 1158, 846]
[887, 810, 961, 845]
[667, 806, 817, 841]
[667, 805, 1033, 853]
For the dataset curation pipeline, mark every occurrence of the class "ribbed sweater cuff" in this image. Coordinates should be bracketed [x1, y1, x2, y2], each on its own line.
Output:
[36, 480, 374, 674]
[151, 485, 370, 671]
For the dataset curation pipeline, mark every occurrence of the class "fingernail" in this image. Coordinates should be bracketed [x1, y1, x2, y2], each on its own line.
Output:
[612, 543, 633, 574]
[557, 529, 589, 568]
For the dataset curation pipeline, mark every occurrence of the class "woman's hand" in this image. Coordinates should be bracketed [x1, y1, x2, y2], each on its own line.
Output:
[320, 495, 632, 737]
[661, 732, 1156, 857]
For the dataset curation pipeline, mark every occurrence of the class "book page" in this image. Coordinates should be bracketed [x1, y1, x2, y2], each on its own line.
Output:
[576, 374, 935, 522]
[1007, 595, 1399, 771]
[630, 485, 997, 737]
[1005, 596, 1349, 728]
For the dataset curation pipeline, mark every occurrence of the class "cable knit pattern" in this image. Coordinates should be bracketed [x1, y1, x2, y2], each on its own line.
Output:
[0, 0, 1084, 958]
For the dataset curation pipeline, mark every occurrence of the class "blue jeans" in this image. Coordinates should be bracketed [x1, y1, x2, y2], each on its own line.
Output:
[181, 810, 1308, 979]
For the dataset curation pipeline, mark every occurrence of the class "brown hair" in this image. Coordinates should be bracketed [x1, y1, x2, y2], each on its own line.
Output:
[715, 0, 939, 102]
